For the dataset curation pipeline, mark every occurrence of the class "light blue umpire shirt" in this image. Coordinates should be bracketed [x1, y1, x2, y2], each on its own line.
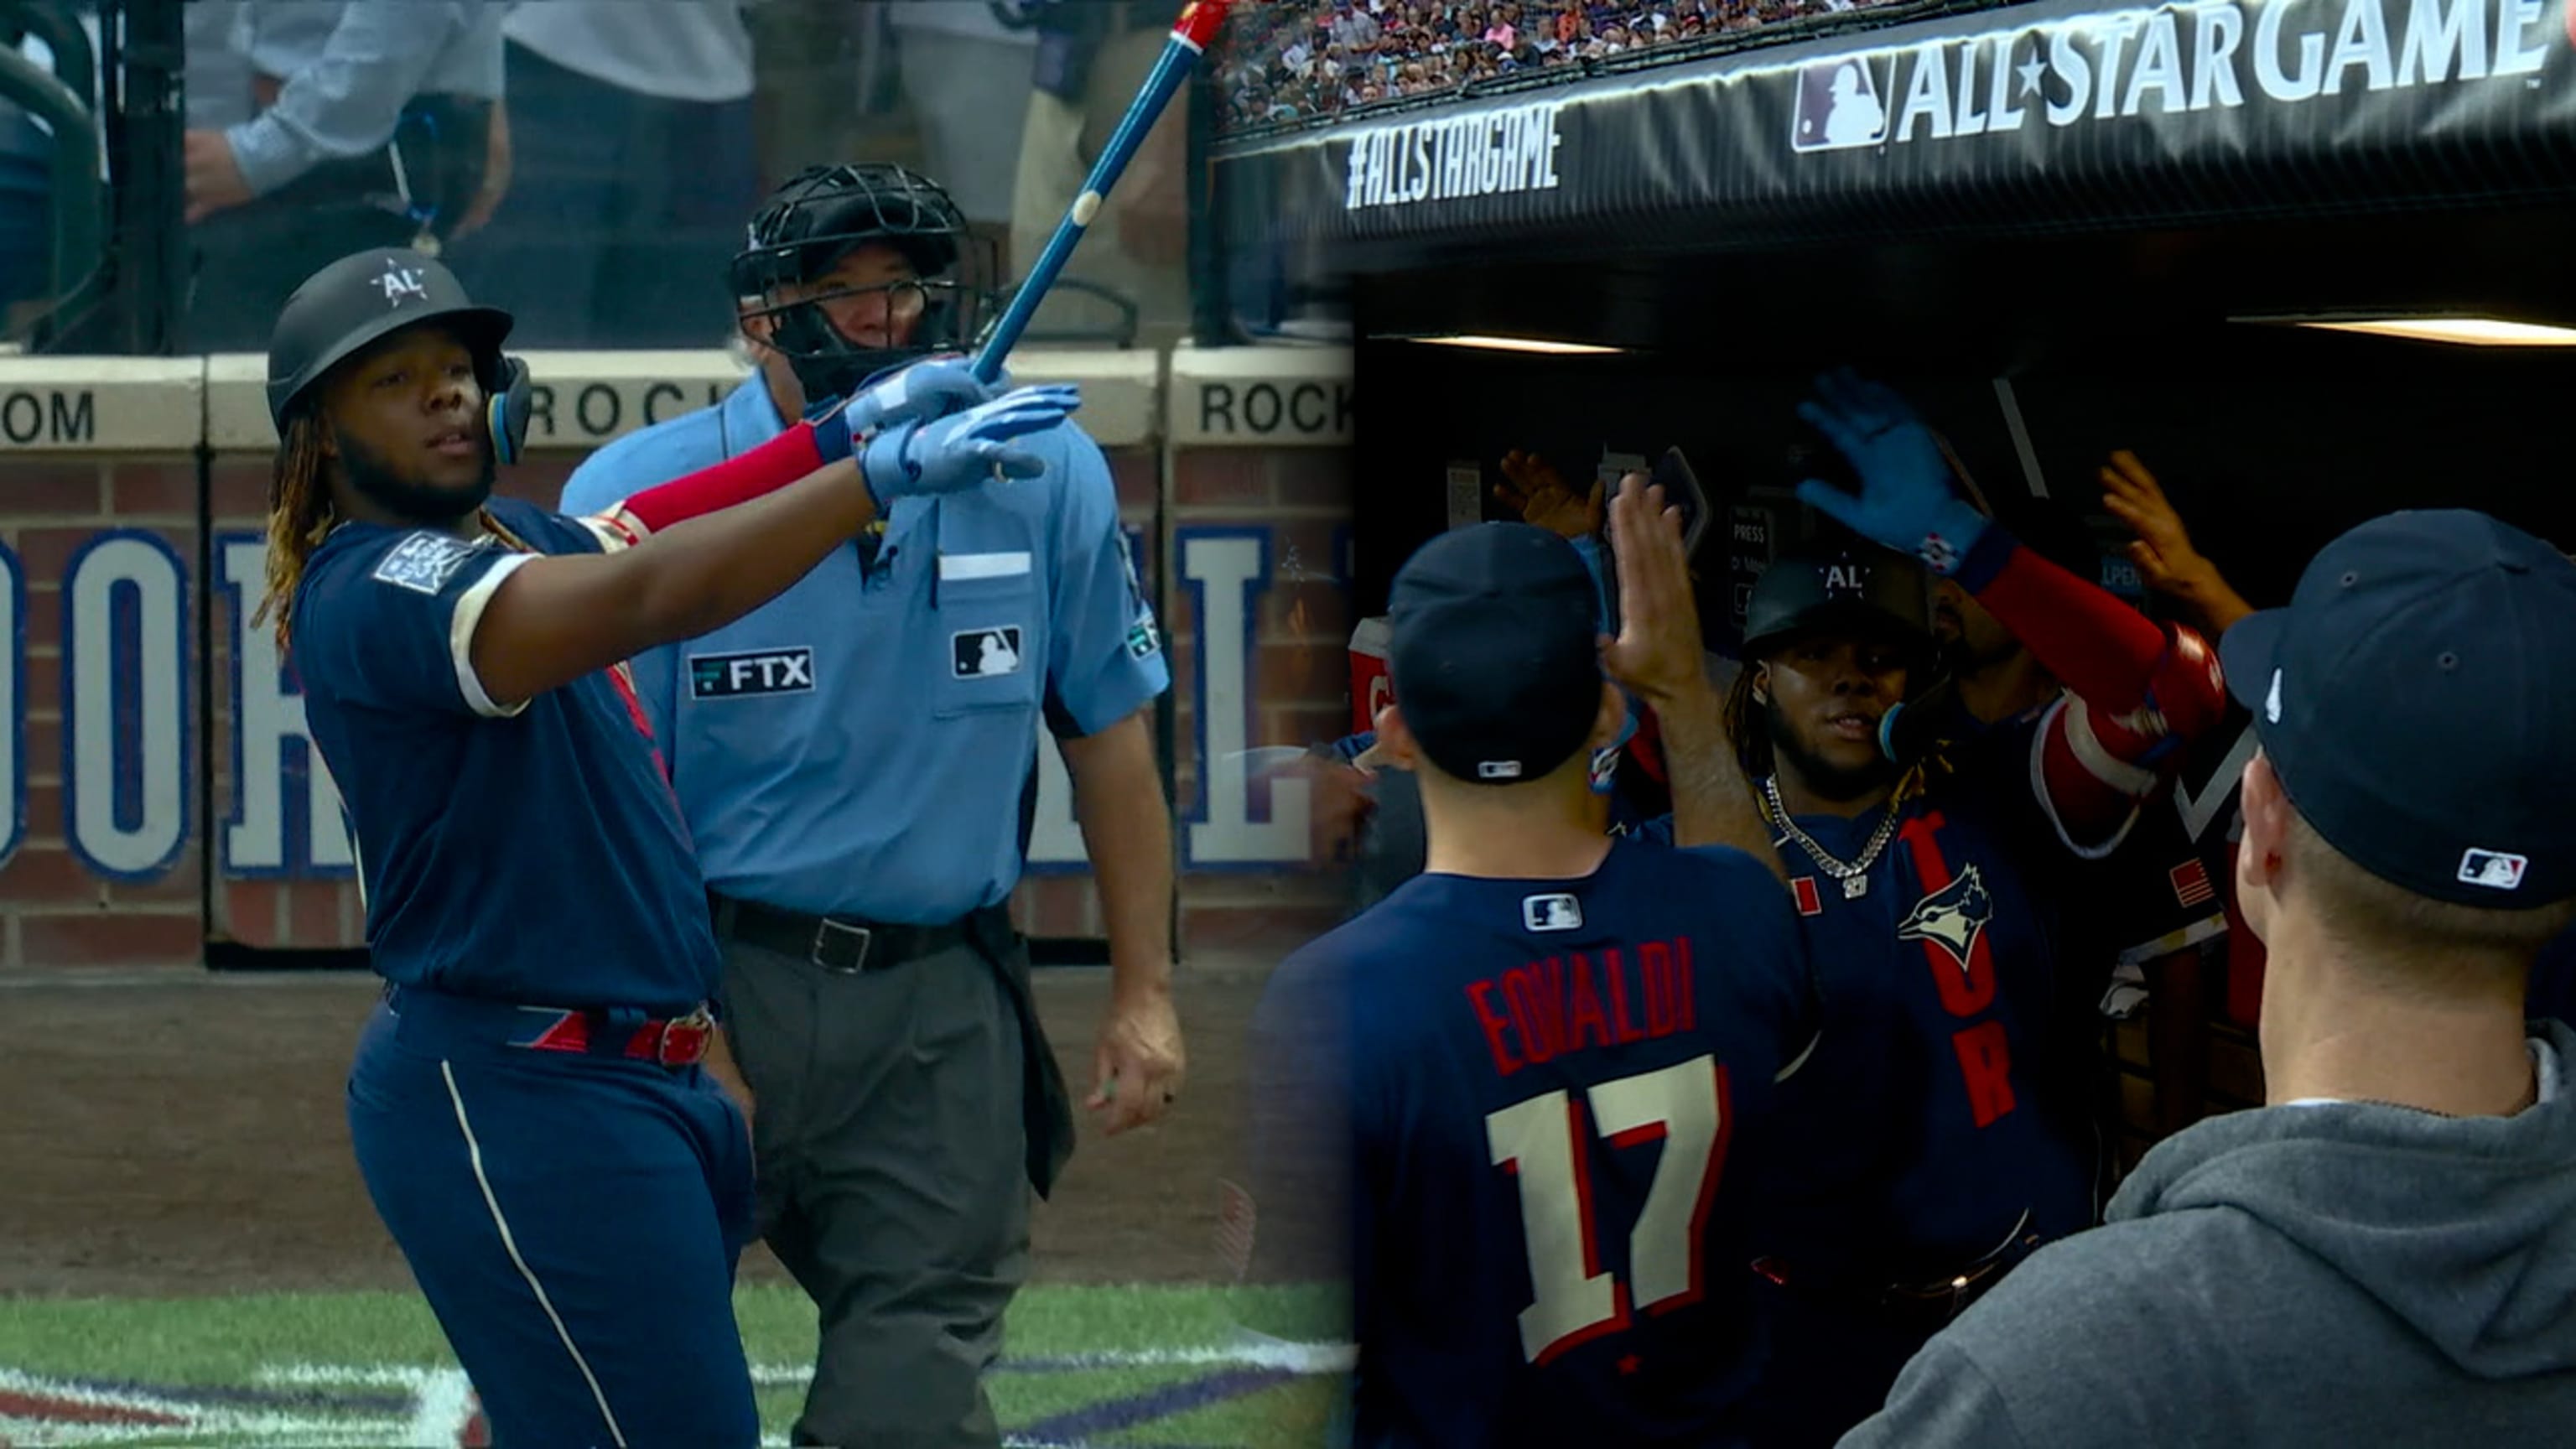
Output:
[557, 367, 1171, 925]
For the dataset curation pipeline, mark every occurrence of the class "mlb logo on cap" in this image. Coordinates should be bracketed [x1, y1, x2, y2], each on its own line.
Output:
[2459, 849, 2529, 891]
[1523, 894, 1582, 932]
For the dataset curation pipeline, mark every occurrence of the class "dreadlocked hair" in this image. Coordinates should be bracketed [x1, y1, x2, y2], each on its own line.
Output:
[1721, 661, 1774, 790]
[252, 409, 337, 654]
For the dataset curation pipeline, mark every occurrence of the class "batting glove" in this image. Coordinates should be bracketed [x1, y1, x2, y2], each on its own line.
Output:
[1793, 369, 1988, 575]
[861, 383, 1083, 506]
[840, 353, 1017, 440]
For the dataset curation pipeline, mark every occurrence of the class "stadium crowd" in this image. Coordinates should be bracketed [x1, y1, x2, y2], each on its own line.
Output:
[1216, 0, 1893, 130]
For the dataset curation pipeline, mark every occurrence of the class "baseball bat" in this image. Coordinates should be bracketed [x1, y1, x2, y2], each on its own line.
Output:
[971, 0, 1235, 383]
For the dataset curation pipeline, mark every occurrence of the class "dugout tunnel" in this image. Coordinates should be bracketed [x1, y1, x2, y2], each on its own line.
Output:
[1211, 0, 2576, 626]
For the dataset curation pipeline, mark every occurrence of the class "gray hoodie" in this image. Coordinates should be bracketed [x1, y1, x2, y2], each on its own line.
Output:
[1839, 1020, 2576, 1449]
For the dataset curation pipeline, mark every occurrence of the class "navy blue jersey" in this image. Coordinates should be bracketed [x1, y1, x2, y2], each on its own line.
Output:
[1734, 715, 2112, 1282]
[292, 498, 719, 1011]
[1245, 839, 1817, 1449]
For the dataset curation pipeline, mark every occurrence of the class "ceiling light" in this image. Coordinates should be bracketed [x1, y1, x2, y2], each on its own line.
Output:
[1395, 333, 1628, 355]
[2259, 316, 2576, 347]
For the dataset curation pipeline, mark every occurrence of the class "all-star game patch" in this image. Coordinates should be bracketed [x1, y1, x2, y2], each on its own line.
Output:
[371, 532, 488, 595]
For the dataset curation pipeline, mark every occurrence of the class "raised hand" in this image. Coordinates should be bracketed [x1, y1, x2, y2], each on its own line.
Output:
[2098, 449, 2256, 635]
[1599, 472, 1708, 708]
[1793, 369, 1987, 574]
[860, 383, 1082, 505]
[1495, 449, 1604, 541]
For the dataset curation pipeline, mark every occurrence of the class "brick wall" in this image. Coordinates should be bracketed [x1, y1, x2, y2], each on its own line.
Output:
[0, 377, 1360, 973]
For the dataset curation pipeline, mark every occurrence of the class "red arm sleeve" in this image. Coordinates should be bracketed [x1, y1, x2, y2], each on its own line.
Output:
[584, 422, 834, 545]
[1951, 526, 2230, 849]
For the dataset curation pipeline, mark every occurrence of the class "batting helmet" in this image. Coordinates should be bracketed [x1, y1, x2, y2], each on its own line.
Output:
[730, 164, 996, 402]
[1740, 544, 1935, 660]
[265, 248, 533, 464]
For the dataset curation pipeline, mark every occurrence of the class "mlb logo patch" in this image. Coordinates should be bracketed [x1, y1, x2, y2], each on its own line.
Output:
[952, 626, 1024, 679]
[371, 531, 485, 595]
[1523, 893, 1582, 932]
[1791, 56, 1889, 153]
[688, 647, 815, 699]
[1790, 877, 1824, 917]
[2459, 849, 2529, 891]
[2169, 859, 2216, 909]
[1477, 760, 1524, 781]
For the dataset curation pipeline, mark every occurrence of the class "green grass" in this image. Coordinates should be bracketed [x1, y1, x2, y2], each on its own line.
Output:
[0, 1283, 1348, 1447]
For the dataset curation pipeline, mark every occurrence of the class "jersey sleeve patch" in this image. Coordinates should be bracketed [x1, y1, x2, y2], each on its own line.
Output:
[372, 531, 491, 595]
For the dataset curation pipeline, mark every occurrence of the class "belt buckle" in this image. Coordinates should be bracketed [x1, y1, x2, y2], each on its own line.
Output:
[811, 918, 873, 974]
[652, 1007, 715, 1067]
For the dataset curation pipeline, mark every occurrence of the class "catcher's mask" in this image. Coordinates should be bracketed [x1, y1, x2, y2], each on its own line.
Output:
[729, 164, 998, 402]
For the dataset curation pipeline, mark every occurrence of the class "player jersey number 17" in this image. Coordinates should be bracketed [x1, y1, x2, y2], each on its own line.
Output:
[1487, 1054, 1732, 1363]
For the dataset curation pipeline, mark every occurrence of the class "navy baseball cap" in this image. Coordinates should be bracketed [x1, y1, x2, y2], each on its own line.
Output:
[2220, 509, 2576, 908]
[1388, 523, 1603, 786]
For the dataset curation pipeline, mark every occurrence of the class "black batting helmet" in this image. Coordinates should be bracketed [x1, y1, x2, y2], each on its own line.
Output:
[265, 248, 532, 461]
[1741, 544, 1935, 660]
[730, 164, 996, 402]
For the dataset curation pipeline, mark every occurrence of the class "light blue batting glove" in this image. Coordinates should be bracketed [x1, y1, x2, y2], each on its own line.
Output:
[1793, 368, 1988, 574]
[841, 353, 1015, 437]
[860, 382, 1082, 506]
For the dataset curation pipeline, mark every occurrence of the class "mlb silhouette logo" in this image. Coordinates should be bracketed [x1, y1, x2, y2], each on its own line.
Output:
[2458, 848, 2529, 891]
[1792, 56, 1890, 153]
[1523, 893, 1583, 932]
[951, 626, 1024, 679]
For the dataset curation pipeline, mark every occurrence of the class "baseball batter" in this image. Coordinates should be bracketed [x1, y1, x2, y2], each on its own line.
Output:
[257, 247, 1079, 1446]
[1240, 522, 1819, 1448]
[1605, 372, 2232, 1445]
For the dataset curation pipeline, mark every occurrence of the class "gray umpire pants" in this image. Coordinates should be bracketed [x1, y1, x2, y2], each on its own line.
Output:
[714, 904, 1074, 1449]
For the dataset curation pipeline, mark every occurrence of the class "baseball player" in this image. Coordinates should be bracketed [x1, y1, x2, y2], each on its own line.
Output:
[259, 246, 1079, 1447]
[1601, 371, 2232, 1446]
[1841, 510, 2576, 1448]
[554, 164, 1181, 1449]
[1239, 522, 1820, 1448]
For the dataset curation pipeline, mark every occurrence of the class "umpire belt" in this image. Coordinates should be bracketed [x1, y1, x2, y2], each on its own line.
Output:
[709, 891, 996, 974]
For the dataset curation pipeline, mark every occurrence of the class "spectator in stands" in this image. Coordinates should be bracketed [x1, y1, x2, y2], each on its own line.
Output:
[451, 1, 762, 350]
[180, 1, 504, 353]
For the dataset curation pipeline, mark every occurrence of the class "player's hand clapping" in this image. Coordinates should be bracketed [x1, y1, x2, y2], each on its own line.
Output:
[1600, 471, 1711, 709]
[1794, 369, 1988, 575]
[857, 383, 1081, 506]
[2098, 449, 2257, 635]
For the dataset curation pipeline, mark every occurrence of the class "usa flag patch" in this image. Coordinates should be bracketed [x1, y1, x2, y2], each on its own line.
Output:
[1791, 877, 1824, 917]
[2170, 860, 2217, 909]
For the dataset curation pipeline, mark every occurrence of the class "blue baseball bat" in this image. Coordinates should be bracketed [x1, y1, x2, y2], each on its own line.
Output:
[971, 0, 1233, 383]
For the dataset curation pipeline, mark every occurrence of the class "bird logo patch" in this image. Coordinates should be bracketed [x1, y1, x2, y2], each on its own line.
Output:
[1898, 865, 1993, 974]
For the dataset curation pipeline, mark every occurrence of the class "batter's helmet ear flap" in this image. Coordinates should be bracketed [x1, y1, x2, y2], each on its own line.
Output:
[486, 355, 532, 466]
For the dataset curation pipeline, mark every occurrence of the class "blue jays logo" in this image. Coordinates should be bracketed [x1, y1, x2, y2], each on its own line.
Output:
[1897, 865, 1992, 974]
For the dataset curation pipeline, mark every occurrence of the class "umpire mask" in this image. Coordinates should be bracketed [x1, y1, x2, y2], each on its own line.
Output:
[730, 164, 998, 402]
